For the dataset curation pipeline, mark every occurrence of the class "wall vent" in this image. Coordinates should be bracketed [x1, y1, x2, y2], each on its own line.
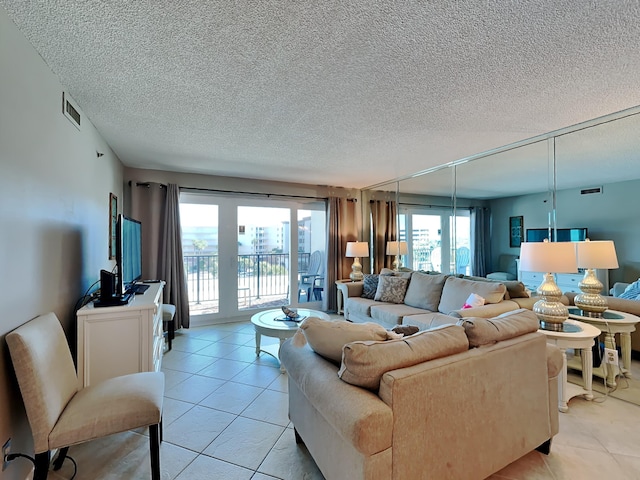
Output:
[62, 92, 81, 130]
[580, 186, 603, 195]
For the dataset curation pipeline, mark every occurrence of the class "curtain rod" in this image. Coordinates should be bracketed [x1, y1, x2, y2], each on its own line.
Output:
[132, 181, 356, 202]
[400, 202, 472, 211]
[181, 186, 333, 201]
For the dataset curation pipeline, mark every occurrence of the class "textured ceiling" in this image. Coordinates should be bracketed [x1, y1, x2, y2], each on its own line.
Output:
[3, 1, 640, 191]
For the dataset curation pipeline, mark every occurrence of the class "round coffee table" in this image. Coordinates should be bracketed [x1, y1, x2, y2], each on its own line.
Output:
[538, 319, 601, 412]
[251, 308, 330, 372]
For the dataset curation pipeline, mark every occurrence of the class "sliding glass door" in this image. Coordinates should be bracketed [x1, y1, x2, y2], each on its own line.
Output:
[399, 207, 471, 274]
[180, 193, 326, 324]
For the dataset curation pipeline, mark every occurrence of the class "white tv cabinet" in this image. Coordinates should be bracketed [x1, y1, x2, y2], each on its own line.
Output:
[76, 281, 165, 388]
[516, 260, 609, 294]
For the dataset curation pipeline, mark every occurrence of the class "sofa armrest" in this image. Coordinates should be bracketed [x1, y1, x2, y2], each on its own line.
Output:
[610, 282, 630, 297]
[344, 281, 364, 297]
[450, 300, 520, 318]
[546, 344, 562, 436]
[280, 339, 392, 455]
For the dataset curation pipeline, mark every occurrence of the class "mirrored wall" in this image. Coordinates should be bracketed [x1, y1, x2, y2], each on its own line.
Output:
[364, 107, 640, 283]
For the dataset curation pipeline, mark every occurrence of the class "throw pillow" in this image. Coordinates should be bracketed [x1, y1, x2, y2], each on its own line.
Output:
[338, 324, 469, 390]
[374, 275, 409, 303]
[403, 272, 448, 311]
[620, 279, 640, 300]
[297, 316, 390, 364]
[391, 325, 420, 336]
[361, 274, 379, 299]
[462, 293, 485, 309]
[458, 309, 539, 348]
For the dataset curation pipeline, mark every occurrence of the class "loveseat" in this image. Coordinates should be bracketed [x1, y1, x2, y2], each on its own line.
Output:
[281, 309, 561, 480]
[343, 270, 536, 329]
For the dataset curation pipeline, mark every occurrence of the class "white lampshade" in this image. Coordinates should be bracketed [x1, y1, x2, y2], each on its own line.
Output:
[346, 241, 369, 258]
[519, 241, 578, 274]
[386, 241, 408, 256]
[575, 240, 619, 269]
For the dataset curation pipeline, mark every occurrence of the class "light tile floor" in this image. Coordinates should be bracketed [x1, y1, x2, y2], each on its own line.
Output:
[50, 321, 640, 480]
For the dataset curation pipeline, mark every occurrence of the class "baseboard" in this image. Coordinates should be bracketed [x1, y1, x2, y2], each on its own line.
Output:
[189, 316, 251, 328]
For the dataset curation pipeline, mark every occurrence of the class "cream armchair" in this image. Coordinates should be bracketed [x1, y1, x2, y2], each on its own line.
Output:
[6, 312, 164, 479]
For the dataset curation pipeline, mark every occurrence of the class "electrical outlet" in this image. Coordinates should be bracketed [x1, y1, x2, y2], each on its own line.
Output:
[604, 347, 619, 367]
[2, 438, 11, 471]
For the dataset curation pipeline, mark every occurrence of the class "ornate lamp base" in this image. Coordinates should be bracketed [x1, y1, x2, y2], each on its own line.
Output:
[349, 258, 364, 282]
[534, 273, 570, 331]
[573, 268, 607, 318]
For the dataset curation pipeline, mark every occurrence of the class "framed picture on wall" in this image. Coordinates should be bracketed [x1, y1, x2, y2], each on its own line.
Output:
[509, 216, 524, 248]
[109, 193, 117, 259]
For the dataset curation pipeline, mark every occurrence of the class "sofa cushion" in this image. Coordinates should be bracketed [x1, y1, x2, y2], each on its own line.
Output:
[403, 312, 458, 331]
[403, 272, 448, 311]
[374, 275, 409, 303]
[464, 276, 529, 299]
[338, 324, 469, 390]
[345, 297, 389, 318]
[458, 309, 540, 348]
[438, 276, 507, 314]
[361, 274, 379, 299]
[298, 317, 391, 364]
[370, 304, 429, 327]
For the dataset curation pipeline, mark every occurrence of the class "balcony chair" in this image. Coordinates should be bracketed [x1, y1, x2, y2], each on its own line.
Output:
[456, 246, 470, 275]
[487, 254, 519, 281]
[298, 250, 323, 302]
[163, 303, 176, 351]
[6, 312, 164, 480]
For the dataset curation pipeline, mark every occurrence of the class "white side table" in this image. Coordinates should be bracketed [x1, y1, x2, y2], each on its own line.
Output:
[568, 308, 639, 387]
[539, 319, 601, 413]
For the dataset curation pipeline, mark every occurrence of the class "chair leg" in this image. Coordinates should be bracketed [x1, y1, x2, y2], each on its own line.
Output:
[52, 446, 69, 470]
[34, 451, 50, 480]
[149, 424, 161, 480]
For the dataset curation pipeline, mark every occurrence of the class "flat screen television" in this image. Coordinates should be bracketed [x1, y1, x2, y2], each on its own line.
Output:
[525, 227, 588, 242]
[116, 214, 143, 295]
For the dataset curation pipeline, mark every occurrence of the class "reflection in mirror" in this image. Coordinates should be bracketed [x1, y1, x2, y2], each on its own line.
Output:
[459, 139, 552, 277]
[396, 166, 456, 274]
[372, 107, 640, 286]
[553, 110, 640, 283]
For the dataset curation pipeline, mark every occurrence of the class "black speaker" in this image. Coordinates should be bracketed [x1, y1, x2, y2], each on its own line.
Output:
[100, 269, 116, 301]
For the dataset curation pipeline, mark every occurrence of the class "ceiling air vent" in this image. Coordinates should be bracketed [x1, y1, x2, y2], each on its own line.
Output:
[62, 92, 81, 130]
[580, 186, 602, 195]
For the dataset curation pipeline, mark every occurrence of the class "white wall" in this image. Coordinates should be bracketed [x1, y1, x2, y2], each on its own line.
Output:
[0, 8, 123, 479]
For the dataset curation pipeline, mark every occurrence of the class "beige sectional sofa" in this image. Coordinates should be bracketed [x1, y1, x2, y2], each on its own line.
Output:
[281, 309, 561, 480]
[343, 270, 535, 329]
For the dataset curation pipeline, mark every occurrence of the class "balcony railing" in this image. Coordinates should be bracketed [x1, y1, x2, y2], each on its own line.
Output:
[183, 252, 311, 313]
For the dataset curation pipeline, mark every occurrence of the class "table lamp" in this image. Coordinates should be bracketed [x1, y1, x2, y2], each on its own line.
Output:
[386, 241, 408, 270]
[574, 239, 618, 317]
[519, 240, 578, 331]
[346, 241, 369, 281]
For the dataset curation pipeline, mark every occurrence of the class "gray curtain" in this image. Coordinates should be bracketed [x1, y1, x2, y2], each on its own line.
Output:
[130, 182, 190, 331]
[370, 200, 397, 273]
[471, 206, 490, 277]
[322, 197, 358, 312]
